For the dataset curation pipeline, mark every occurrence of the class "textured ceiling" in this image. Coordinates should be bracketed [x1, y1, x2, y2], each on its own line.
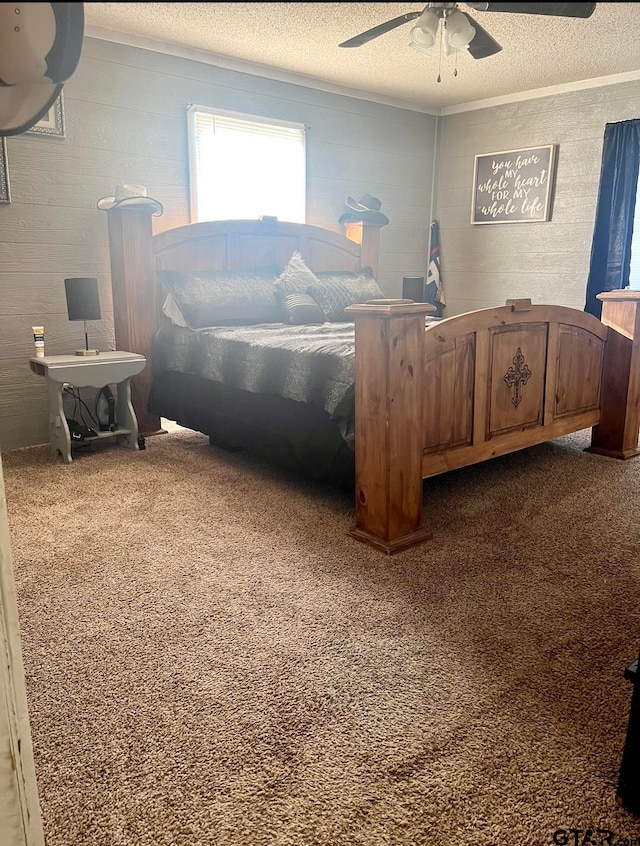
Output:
[84, 3, 640, 111]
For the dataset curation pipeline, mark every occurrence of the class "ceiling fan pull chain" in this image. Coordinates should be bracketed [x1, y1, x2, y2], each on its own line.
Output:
[436, 18, 443, 83]
[453, 18, 459, 79]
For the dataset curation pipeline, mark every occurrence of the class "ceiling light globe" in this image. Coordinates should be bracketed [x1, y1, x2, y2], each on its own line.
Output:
[441, 29, 459, 56]
[409, 9, 439, 49]
[446, 10, 476, 49]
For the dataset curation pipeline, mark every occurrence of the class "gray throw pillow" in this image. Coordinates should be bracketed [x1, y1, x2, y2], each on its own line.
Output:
[274, 251, 319, 294]
[309, 268, 386, 321]
[307, 281, 360, 322]
[158, 269, 283, 329]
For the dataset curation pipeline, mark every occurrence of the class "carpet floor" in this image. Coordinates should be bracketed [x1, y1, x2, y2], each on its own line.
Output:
[3, 428, 640, 846]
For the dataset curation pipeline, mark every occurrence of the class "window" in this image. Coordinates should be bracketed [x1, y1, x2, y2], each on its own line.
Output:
[187, 105, 306, 224]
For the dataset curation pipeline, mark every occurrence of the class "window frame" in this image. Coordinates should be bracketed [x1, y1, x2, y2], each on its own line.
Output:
[187, 104, 307, 225]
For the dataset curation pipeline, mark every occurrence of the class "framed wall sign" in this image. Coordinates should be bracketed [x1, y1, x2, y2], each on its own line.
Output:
[471, 144, 557, 225]
[26, 93, 65, 138]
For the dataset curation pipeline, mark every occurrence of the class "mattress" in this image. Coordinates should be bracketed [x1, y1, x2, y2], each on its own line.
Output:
[150, 321, 357, 449]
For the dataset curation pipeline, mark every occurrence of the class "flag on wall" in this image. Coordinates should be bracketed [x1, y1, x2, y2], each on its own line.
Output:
[425, 219, 445, 317]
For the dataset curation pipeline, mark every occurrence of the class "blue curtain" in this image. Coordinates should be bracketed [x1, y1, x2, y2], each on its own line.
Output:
[585, 120, 640, 318]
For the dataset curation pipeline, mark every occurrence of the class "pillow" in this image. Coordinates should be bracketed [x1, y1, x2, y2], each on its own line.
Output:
[307, 281, 358, 322]
[161, 292, 189, 328]
[274, 250, 318, 294]
[309, 268, 386, 321]
[276, 291, 325, 325]
[158, 269, 283, 329]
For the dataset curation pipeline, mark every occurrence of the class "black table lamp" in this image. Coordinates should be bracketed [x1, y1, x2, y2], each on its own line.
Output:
[64, 277, 101, 356]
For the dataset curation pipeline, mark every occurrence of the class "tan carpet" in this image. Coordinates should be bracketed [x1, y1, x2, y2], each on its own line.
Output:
[3, 429, 640, 846]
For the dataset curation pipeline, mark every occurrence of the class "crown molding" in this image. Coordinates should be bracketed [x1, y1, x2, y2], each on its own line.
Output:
[441, 68, 640, 115]
[85, 25, 640, 118]
[84, 26, 441, 117]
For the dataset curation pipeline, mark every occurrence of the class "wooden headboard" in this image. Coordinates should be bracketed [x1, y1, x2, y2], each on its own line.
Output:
[153, 219, 365, 274]
[104, 212, 384, 433]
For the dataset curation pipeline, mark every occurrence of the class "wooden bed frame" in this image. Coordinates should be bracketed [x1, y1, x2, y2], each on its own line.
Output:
[104, 206, 640, 554]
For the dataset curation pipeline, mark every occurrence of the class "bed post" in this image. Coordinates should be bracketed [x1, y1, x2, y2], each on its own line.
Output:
[345, 299, 435, 554]
[343, 221, 384, 278]
[103, 205, 163, 436]
[588, 290, 640, 460]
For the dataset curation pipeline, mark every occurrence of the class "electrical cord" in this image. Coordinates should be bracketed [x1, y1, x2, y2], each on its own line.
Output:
[63, 385, 99, 429]
[62, 385, 80, 424]
[95, 386, 117, 431]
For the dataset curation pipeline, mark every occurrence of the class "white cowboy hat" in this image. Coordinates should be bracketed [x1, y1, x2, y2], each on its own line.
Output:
[0, 3, 84, 137]
[97, 184, 164, 215]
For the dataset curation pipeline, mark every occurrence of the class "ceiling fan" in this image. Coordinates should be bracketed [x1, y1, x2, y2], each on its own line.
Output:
[339, 3, 597, 60]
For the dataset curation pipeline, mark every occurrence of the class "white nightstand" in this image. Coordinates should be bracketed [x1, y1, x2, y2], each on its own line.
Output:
[29, 351, 146, 464]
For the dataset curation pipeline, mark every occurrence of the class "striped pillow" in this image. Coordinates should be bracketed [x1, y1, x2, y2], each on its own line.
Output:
[277, 291, 325, 325]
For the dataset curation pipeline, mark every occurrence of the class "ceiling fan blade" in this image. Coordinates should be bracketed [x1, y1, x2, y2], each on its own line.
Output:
[338, 11, 423, 48]
[467, 3, 596, 17]
[464, 13, 502, 59]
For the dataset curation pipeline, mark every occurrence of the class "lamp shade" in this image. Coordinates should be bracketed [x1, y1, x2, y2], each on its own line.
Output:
[64, 277, 101, 321]
[402, 276, 425, 303]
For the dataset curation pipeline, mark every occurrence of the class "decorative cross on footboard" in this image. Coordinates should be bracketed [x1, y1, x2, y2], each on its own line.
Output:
[503, 347, 531, 409]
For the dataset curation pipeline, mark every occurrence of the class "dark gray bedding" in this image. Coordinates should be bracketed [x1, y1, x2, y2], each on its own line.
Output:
[151, 321, 357, 449]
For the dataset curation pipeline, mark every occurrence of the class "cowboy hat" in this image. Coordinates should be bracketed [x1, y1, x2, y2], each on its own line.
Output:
[338, 209, 390, 226]
[0, 3, 84, 137]
[97, 184, 164, 215]
[346, 194, 383, 213]
[339, 192, 389, 225]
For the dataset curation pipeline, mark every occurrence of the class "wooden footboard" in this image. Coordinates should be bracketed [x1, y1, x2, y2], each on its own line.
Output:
[347, 292, 640, 554]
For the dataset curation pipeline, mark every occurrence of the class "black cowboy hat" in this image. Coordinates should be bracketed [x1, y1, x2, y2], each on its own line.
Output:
[339, 193, 389, 226]
[338, 209, 390, 225]
[0, 3, 84, 136]
[346, 194, 383, 212]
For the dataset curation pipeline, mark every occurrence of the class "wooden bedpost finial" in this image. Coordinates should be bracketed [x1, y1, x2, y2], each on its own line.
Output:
[506, 298, 533, 312]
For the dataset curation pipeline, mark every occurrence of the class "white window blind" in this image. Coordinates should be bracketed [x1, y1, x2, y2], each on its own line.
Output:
[187, 106, 306, 224]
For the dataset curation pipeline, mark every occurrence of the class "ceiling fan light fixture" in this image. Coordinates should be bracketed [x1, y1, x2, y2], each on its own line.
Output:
[441, 27, 460, 57]
[409, 9, 439, 50]
[445, 9, 476, 49]
[409, 41, 433, 57]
